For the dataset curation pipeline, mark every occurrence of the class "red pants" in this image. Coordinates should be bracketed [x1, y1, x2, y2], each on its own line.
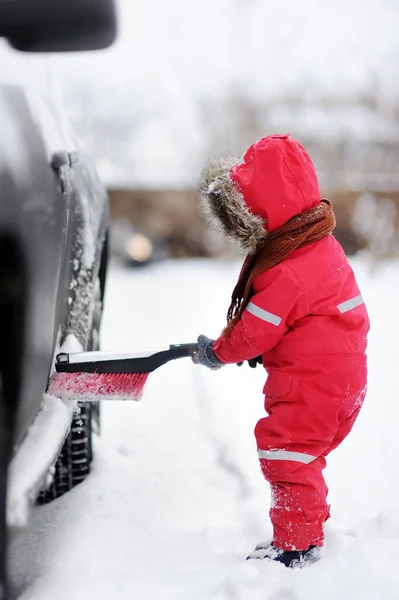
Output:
[254, 356, 367, 551]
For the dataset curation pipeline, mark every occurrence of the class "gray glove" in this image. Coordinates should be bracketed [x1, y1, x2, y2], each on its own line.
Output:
[192, 335, 224, 369]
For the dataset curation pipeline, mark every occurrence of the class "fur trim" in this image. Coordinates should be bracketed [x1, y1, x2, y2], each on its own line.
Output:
[198, 156, 267, 253]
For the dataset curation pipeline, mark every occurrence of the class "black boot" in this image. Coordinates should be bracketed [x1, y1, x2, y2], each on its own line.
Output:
[246, 542, 321, 568]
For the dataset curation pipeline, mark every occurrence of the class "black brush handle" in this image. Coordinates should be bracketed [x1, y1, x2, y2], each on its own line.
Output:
[56, 343, 199, 375]
[168, 343, 199, 355]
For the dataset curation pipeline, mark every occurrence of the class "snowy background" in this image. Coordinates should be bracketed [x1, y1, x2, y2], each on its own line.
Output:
[1, 0, 399, 187]
[8, 256, 399, 599]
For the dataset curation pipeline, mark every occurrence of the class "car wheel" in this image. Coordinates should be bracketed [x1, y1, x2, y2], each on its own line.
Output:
[37, 277, 103, 504]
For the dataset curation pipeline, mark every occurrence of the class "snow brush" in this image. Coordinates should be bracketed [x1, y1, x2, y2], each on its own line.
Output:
[47, 343, 199, 401]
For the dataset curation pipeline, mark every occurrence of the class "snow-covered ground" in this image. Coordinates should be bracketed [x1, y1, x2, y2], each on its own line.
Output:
[9, 256, 399, 600]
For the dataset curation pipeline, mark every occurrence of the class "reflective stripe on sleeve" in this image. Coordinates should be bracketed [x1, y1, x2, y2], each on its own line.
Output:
[257, 449, 317, 464]
[245, 301, 282, 326]
[337, 294, 364, 314]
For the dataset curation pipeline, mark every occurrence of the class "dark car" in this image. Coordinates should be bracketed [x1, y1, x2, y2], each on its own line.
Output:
[0, 2, 117, 597]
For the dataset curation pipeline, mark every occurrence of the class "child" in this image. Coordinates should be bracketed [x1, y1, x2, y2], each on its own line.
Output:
[193, 134, 369, 568]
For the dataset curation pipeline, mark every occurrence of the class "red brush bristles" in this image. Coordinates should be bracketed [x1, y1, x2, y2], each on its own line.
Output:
[47, 371, 150, 401]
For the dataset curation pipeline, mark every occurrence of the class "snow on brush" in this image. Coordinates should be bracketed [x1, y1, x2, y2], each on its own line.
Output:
[9, 257, 399, 599]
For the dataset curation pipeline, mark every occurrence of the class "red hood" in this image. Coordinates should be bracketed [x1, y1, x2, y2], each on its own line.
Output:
[230, 134, 321, 232]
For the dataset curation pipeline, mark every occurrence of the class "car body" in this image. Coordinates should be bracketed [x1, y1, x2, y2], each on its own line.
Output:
[0, 1, 117, 596]
[1, 81, 109, 514]
[1, 83, 110, 497]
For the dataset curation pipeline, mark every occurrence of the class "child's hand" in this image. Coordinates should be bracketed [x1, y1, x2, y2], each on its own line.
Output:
[192, 335, 224, 370]
[237, 355, 263, 368]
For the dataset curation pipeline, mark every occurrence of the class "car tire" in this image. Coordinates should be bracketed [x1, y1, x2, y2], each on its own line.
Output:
[37, 276, 103, 504]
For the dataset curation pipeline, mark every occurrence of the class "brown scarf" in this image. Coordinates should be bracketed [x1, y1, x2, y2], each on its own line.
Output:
[222, 198, 336, 337]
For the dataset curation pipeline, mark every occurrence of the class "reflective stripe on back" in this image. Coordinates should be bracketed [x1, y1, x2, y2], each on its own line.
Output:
[258, 449, 316, 464]
[246, 301, 282, 326]
[337, 294, 364, 314]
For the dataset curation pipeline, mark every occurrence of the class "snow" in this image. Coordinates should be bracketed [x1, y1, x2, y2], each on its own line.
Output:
[48, 0, 399, 101]
[8, 256, 399, 599]
[6, 395, 71, 530]
[48, 0, 399, 187]
[1, 1, 399, 187]
[7, 336, 81, 529]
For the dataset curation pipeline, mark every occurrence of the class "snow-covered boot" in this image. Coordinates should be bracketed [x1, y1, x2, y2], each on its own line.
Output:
[246, 542, 321, 568]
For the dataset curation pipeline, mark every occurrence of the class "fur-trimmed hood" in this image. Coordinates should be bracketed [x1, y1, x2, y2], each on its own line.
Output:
[198, 156, 267, 253]
[198, 134, 321, 253]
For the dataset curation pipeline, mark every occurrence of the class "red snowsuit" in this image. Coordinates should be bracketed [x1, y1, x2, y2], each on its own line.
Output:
[211, 135, 369, 551]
